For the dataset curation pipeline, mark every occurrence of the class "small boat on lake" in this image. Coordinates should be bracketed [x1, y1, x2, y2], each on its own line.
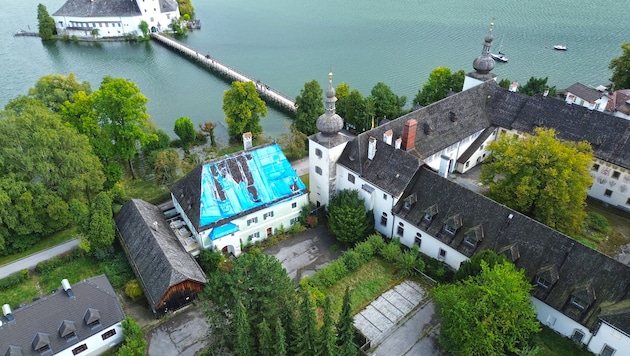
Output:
[553, 45, 567, 51]
[491, 52, 508, 62]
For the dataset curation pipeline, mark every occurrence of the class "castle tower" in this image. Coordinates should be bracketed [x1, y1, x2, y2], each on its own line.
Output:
[308, 72, 354, 207]
[463, 23, 498, 91]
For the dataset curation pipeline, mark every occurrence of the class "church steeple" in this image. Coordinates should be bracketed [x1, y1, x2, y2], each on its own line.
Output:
[325, 72, 337, 114]
[316, 71, 344, 136]
[463, 22, 498, 91]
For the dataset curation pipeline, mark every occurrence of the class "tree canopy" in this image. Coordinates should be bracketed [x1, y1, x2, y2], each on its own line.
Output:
[480, 128, 593, 236]
[369, 82, 406, 121]
[518, 76, 557, 97]
[327, 189, 372, 245]
[338, 88, 372, 132]
[294, 80, 324, 136]
[609, 42, 630, 90]
[29, 73, 91, 112]
[174, 116, 196, 151]
[413, 67, 465, 107]
[37, 4, 56, 40]
[432, 261, 540, 356]
[223, 81, 267, 140]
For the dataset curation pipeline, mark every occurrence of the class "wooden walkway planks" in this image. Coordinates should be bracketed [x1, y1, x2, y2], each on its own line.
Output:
[150, 33, 297, 114]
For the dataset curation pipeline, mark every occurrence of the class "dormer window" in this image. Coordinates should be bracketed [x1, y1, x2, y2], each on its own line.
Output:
[536, 276, 551, 289]
[442, 214, 462, 236]
[535, 265, 559, 290]
[422, 204, 438, 224]
[32, 333, 51, 355]
[403, 193, 417, 212]
[463, 225, 483, 248]
[84, 308, 101, 329]
[59, 320, 77, 342]
[569, 284, 596, 312]
[570, 296, 587, 310]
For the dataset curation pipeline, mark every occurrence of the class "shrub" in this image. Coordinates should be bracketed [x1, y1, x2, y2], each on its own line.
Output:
[124, 279, 143, 300]
[311, 259, 347, 288]
[380, 240, 401, 262]
[290, 222, 306, 235]
[198, 249, 223, 273]
[299, 278, 325, 307]
[395, 251, 424, 277]
[0, 271, 29, 291]
[306, 215, 318, 228]
[342, 250, 362, 272]
[423, 257, 454, 283]
[366, 233, 386, 254]
[585, 212, 611, 234]
[354, 240, 375, 263]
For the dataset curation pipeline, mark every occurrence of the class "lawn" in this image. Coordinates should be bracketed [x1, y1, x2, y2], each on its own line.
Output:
[121, 177, 171, 205]
[533, 325, 592, 356]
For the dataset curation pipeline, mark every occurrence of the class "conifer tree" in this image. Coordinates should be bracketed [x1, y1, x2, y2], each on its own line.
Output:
[234, 300, 254, 356]
[273, 316, 287, 356]
[258, 318, 274, 356]
[298, 290, 318, 355]
[336, 287, 358, 356]
[282, 305, 300, 355]
[318, 296, 336, 356]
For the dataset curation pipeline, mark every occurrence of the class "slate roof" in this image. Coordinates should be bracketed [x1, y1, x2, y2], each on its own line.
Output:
[0, 275, 125, 356]
[53, 0, 142, 17]
[337, 133, 422, 198]
[606, 89, 630, 115]
[169, 143, 307, 232]
[115, 199, 207, 311]
[456, 126, 497, 164]
[393, 168, 630, 331]
[566, 82, 603, 103]
[158, 0, 178, 13]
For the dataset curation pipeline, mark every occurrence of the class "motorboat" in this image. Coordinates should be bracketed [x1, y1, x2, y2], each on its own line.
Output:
[553, 45, 567, 51]
[491, 52, 509, 63]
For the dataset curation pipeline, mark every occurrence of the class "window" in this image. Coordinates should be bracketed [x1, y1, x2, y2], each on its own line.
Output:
[600, 345, 616, 356]
[571, 296, 587, 310]
[64, 331, 77, 341]
[315, 148, 322, 158]
[397, 222, 404, 236]
[348, 173, 355, 183]
[380, 212, 388, 226]
[291, 202, 297, 209]
[536, 275, 550, 289]
[592, 163, 600, 171]
[383, 194, 387, 200]
[315, 166, 322, 175]
[464, 236, 477, 247]
[604, 189, 613, 197]
[444, 224, 456, 235]
[263, 211, 274, 220]
[571, 329, 585, 343]
[423, 213, 432, 222]
[612, 171, 621, 179]
[37, 345, 51, 354]
[72, 344, 88, 355]
[478, 144, 484, 151]
[290, 217, 299, 225]
[247, 217, 258, 226]
[465, 161, 470, 168]
[101, 329, 117, 340]
[438, 249, 446, 260]
[248, 232, 260, 240]
[415, 233, 422, 247]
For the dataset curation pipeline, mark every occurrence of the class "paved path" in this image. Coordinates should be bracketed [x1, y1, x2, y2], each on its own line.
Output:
[0, 238, 80, 278]
[291, 157, 309, 176]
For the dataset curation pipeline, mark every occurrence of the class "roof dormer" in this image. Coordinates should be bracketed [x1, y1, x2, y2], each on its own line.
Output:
[403, 193, 417, 212]
[421, 204, 438, 225]
[498, 243, 520, 262]
[463, 224, 484, 248]
[32, 333, 51, 355]
[535, 264, 559, 289]
[84, 308, 101, 329]
[569, 283, 596, 311]
[442, 214, 462, 235]
[59, 320, 77, 341]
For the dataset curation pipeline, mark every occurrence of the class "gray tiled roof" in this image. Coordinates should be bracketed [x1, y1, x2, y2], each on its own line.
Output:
[115, 199, 207, 311]
[456, 126, 496, 164]
[53, 0, 141, 17]
[566, 83, 603, 102]
[0, 275, 125, 356]
[394, 168, 630, 331]
[337, 134, 422, 198]
[158, 0, 178, 13]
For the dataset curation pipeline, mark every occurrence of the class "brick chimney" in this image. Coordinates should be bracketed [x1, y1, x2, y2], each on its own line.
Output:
[243, 132, 252, 150]
[383, 129, 393, 145]
[401, 119, 417, 151]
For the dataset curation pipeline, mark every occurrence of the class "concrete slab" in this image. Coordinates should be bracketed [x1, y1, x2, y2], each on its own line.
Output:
[354, 313, 383, 341]
[361, 305, 394, 332]
[382, 289, 415, 313]
[371, 296, 404, 322]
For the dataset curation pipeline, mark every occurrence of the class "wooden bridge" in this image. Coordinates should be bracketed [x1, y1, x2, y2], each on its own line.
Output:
[150, 33, 296, 114]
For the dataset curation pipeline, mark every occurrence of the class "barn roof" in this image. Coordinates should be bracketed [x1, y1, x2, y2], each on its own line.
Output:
[115, 199, 206, 311]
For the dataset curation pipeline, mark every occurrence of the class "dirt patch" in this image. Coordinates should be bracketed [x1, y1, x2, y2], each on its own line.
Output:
[586, 198, 630, 261]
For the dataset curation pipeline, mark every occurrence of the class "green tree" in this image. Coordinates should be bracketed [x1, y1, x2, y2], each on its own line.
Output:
[413, 67, 464, 107]
[273, 316, 288, 356]
[369, 82, 406, 121]
[432, 262, 541, 356]
[29, 73, 91, 112]
[118, 317, 146, 356]
[609, 42, 630, 90]
[335, 82, 350, 102]
[498, 78, 511, 89]
[282, 303, 301, 355]
[138, 20, 149, 38]
[79, 191, 114, 254]
[37, 4, 56, 40]
[336, 287, 358, 356]
[277, 125, 308, 160]
[174, 116, 196, 151]
[297, 290, 318, 355]
[294, 80, 324, 136]
[169, 18, 185, 35]
[327, 190, 372, 245]
[258, 318, 274, 356]
[223, 81, 267, 140]
[235, 300, 255, 356]
[454, 249, 507, 281]
[153, 148, 182, 184]
[176, 0, 195, 18]
[318, 296, 336, 356]
[480, 127, 593, 236]
[339, 89, 370, 132]
[90, 76, 157, 179]
[143, 128, 171, 154]
[518, 76, 557, 97]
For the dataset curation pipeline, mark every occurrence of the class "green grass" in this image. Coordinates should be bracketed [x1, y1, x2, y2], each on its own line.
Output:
[0, 227, 78, 267]
[122, 177, 171, 204]
[300, 173, 310, 191]
[532, 325, 592, 356]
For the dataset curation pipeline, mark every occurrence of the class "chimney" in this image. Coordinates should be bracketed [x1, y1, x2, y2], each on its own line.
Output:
[394, 137, 402, 150]
[401, 119, 417, 151]
[367, 137, 377, 160]
[383, 129, 393, 145]
[509, 81, 519, 92]
[243, 132, 252, 150]
[151, 221, 159, 231]
[2, 304, 14, 322]
[62, 279, 75, 298]
[543, 88, 549, 97]
[449, 111, 458, 122]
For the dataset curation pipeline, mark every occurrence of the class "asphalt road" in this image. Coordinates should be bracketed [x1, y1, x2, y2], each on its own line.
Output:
[0, 238, 80, 278]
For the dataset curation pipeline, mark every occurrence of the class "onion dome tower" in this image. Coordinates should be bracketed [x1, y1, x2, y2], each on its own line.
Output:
[463, 22, 498, 90]
[316, 72, 344, 136]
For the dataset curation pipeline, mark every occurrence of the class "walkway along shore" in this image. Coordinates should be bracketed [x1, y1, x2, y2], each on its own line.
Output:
[150, 33, 297, 114]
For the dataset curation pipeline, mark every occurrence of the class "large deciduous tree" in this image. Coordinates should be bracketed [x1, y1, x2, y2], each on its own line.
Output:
[223, 81, 267, 140]
[480, 128, 593, 236]
[293, 80, 324, 136]
[90, 76, 157, 179]
[413, 67, 465, 107]
[518, 76, 557, 97]
[609, 42, 630, 90]
[369, 82, 406, 121]
[327, 189, 372, 245]
[37, 4, 56, 40]
[29, 73, 91, 112]
[432, 262, 541, 356]
[338, 89, 371, 132]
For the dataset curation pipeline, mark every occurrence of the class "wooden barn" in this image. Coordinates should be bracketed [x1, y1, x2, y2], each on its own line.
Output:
[115, 199, 207, 315]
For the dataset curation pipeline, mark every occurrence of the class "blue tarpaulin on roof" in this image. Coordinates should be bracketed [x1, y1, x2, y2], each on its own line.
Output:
[199, 144, 306, 227]
[209, 223, 240, 241]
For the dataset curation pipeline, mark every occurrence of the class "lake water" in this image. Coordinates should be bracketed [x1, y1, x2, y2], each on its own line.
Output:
[1, 0, 628, 137]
